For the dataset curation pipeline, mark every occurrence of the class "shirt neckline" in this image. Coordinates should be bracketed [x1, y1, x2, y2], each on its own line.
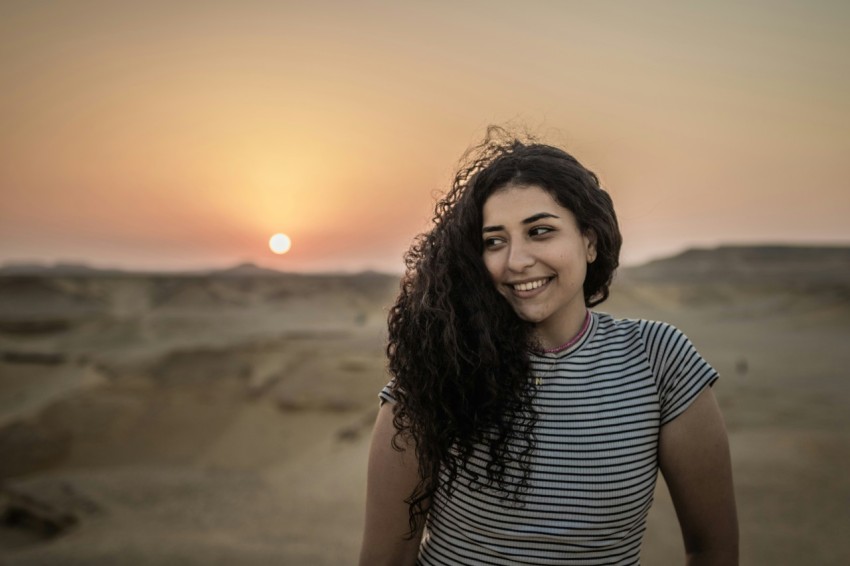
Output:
[532, 311, 599, 360]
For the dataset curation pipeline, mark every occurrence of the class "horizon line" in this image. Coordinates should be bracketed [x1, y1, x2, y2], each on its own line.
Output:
[2, 241, 849, 276]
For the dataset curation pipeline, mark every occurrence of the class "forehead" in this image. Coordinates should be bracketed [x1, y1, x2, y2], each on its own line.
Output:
[482, 184, 568, 221]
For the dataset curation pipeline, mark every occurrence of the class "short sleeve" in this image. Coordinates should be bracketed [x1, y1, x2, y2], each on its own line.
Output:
[378, 378, 398, 406]
[640, 320, 719, 425]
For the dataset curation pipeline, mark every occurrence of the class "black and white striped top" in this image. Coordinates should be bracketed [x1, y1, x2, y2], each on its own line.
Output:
[380, 311, 719, 565]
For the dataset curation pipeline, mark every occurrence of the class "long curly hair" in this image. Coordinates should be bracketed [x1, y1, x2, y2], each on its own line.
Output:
[386, 126, 622, 534]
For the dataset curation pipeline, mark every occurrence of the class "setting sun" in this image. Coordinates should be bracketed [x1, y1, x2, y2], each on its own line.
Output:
[269, 233, 292, 255]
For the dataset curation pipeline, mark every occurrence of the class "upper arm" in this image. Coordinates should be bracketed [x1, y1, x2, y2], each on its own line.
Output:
[359, 402, 425, 566]
[659, 387, 739, 565]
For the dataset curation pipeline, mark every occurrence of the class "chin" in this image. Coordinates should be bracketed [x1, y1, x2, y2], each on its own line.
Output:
[514, 310, 547, 324]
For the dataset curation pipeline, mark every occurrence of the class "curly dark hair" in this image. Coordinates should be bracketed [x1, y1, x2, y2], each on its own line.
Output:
[386, 126, 622, 534]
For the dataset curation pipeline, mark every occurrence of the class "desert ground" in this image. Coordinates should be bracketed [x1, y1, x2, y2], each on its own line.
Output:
[1, 247, 848, 565]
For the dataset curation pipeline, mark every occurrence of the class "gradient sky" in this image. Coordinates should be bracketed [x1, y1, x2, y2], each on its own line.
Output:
[2, 0, 848, 272]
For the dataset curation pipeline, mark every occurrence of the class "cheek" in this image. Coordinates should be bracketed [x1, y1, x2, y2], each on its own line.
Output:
[577, 260, 591, 288]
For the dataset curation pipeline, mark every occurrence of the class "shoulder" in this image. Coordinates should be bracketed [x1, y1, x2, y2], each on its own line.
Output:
[378, 378, 400, 406]
[634, 319, 699, 360]
[590, 311, 671, 345]
[636, 318, 688, 350]
[598, 314, 689, 350]
[591, 312, 695, 367]
[581, 312, 649, 356]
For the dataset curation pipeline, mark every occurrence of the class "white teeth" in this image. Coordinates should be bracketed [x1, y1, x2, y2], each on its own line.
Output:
[513, 278, 548, 292]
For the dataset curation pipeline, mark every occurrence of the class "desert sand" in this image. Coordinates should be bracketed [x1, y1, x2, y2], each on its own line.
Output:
[1, 247, 848, 565]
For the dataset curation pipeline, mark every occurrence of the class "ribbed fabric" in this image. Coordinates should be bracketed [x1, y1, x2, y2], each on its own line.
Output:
[379, 312, 718, 565]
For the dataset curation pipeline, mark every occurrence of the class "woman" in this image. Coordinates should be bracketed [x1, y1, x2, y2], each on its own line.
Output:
[359, 128, 738, 565]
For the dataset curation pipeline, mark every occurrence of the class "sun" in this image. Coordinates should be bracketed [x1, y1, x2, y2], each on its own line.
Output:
[269, 233, 292, 254]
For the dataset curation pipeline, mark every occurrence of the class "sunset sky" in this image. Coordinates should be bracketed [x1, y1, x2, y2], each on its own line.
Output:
[2, 1, 848, 273]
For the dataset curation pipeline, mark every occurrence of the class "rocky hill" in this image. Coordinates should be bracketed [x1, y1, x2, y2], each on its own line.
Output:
[621, 245, 850, 287]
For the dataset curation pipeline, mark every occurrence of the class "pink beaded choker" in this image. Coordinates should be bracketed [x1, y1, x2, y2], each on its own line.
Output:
[540, 311, 591, 354]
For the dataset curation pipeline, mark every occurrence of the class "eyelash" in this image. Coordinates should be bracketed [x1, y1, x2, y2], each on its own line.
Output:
[529, 226, 553, 237]
[483, 226, 554, 248]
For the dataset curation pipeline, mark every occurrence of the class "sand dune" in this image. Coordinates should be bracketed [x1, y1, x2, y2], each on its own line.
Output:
[1, 248, 848, 565]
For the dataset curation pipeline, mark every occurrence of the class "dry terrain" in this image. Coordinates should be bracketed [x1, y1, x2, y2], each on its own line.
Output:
[1, 247, 848, 565]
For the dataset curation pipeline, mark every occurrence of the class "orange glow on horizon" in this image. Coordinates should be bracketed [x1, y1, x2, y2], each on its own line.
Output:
[1, 2, 848, 272]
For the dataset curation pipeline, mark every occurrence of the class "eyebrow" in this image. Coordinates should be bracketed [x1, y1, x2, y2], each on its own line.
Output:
[482, 212, 560, 233]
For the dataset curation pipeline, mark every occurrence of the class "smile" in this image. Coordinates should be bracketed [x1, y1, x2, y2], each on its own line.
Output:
[510, 277, 552, 292]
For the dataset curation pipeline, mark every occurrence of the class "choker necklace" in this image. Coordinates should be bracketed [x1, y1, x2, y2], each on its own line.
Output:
[541, 311, 591, 354]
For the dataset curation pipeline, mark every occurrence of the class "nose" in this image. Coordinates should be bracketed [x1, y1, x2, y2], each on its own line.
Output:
[507, 240, 535, 273]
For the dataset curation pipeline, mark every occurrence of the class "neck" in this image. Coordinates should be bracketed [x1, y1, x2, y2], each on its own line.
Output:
[536, 309, 591, 353]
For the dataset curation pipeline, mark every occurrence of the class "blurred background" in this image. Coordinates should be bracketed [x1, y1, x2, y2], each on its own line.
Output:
[1, 1, 848, 564]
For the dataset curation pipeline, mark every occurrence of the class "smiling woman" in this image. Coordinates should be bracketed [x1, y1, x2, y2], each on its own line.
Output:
[268, 233, 292, 254]
[359, 127, 738, 566]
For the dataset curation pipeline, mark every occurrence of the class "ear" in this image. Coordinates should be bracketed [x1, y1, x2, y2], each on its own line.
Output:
[584, 230, 598, 264]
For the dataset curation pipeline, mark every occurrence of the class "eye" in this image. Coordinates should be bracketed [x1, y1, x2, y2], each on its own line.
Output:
[529, 226, 554, 237]
[483, 236, 505, 249]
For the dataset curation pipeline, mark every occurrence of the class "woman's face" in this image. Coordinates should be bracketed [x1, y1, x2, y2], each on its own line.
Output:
[481, 184, 596, 346]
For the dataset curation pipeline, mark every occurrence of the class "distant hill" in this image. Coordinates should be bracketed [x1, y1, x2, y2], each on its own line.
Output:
[209, 262, 290, 278]
[0, 260, 401, 321]
[0, 262, 126, 277]
[3, 245, 848, 287]
[0, 261, 392, 280]
[621, 245, 850, 286]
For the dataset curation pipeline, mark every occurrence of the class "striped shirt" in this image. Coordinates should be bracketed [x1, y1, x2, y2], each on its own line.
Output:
[380, 311, 719, 565]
